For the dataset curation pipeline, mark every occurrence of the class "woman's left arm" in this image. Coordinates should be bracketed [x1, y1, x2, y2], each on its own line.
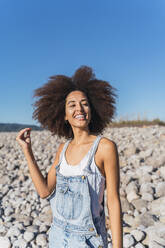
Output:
[103, 139, 123, 248]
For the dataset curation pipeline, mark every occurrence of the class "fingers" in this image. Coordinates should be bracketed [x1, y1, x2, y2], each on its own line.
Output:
[16, 128, 32, 141]
[19, 128, 31, 135]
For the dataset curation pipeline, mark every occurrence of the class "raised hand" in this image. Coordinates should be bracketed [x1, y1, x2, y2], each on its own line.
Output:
[16, 128, 32, 150]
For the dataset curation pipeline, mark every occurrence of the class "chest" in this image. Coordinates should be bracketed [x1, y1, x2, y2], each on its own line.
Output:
[65, 145, 105, 177]
[65, 144, 90, 164]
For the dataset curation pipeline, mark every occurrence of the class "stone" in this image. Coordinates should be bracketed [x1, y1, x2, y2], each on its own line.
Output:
[32, 218, 42, 226]
[6, 226, 21, 237]
[125, 181, 138, 195]
[141, 192, 154, 201]
[120, 197, 134, 212]
[37, 214, 52, 225]
[159, 215, 165, 223]
[23, 231, 35, 242]
[131, 199, 148, 211]
[133, 209, 140, 217]
[123, 226, 135, 233]
[140, 182, 154, 194]
[123, 214, 136, 227]
[36, 233, 47, 246]
[127, 191, 140, 203]
[140, 207, 147, 214]
[139, 149, 153, 158]
[12, 214, 33, 225]
[0, 142, 4, 149]
[0, 224, 7, 236]
[121, 173, 132, 185]
[149, 197, 165, 216]
[12, 238, 27, 248]
[4, 206, 14, 216]
[159, 166, 165, 179]
[135, 213, 155, 227]
[145, 223, 165, 246]
[31, 240, 38, 247]
[139, 165, 153, 173]
[123, 234, 135, 247]
[138, 173, 151, 183]
[1, 185, 9, 195]
[26, 225, 39, 233]
[155, 182, 165, 197]
[39, 225, 49, 233]
[130, 229, 145, 242]
[124, 145, 136, 156]
[0, 237, 11, 248]
[135, 243, 145, 248]
[0, 175, 9, 184]
[148, 240, 165, 248]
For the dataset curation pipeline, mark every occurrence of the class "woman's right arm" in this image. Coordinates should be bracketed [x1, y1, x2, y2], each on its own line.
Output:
[46, 142, 64, 196]
[16, 128, 64, 199]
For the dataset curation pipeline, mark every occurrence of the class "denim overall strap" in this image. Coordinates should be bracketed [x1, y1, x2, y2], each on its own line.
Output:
[58, 139, 71, 165]
[85, 135, 102, 169]
[46, 140, 71, 201]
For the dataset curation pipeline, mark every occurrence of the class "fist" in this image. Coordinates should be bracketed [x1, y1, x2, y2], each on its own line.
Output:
[16, 128, 32, 150]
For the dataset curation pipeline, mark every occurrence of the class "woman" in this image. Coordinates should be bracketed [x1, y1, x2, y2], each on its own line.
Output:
[16, 66, 123, 248]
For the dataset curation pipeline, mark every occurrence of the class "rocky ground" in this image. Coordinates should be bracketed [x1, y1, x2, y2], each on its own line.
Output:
[0, 125, 165, 248]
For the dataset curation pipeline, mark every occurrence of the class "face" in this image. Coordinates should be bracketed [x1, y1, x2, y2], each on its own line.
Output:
[65, 91, 91, 129]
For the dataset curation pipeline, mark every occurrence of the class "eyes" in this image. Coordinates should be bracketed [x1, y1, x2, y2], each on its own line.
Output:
[69, 103, 89, 108]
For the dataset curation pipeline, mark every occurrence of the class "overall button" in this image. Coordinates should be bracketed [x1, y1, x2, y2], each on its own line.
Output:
[89, 227, 94, 231]
[98, 246, 103, 248]
[81, 175, 85, 179]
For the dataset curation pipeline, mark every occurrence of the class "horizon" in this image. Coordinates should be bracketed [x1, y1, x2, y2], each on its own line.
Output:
[1, 115, 165, 127]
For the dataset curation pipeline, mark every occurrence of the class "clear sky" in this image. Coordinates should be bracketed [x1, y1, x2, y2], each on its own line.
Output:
[0, 0, 165, 125]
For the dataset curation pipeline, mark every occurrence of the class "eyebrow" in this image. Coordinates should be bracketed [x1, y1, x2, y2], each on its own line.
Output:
[67, 98, 88, 105]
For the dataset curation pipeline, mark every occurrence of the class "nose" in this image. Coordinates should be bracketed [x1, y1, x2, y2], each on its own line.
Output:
[76, 103, 84, 112]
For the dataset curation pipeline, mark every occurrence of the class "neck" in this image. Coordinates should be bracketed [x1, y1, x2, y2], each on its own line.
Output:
[71, 128, 91, 145]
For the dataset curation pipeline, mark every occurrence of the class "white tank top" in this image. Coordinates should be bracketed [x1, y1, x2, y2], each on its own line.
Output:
[59, 138, 98, 176]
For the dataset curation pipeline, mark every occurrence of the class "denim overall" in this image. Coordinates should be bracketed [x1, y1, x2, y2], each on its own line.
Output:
[48, 136, 108, 248]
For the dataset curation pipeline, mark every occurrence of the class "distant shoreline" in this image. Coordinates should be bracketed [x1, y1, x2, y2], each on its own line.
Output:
[0, 118, 165, 132]
[0, 123, 43, 132]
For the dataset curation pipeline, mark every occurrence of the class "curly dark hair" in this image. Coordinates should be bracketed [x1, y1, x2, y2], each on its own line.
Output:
[32, 66, 118, 139]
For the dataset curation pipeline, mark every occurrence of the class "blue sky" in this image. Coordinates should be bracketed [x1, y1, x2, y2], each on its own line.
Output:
[0, 0, 165, 125]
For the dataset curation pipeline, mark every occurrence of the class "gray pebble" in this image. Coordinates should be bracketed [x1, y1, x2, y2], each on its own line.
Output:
[36, 233, 48, 246]
[12, 238, 27, 248]
[23, 231, 35, 242]
[123, 234, 135, 247]
[0, 237, 11, 248]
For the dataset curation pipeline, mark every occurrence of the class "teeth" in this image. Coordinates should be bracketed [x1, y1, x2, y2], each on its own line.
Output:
[75, 115, 85, 119]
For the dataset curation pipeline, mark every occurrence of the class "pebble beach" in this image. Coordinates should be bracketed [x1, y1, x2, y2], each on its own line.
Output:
[0, 125, 165, 248]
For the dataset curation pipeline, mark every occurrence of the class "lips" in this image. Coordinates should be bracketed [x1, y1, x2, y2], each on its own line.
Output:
[74, 114, 86, 120]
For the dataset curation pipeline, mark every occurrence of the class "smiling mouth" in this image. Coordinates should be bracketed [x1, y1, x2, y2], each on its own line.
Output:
[74, 114, 87, 120]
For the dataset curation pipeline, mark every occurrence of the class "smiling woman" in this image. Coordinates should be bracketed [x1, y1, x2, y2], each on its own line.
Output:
[32, 66, 117, 138]
[16, 66, 123, 248]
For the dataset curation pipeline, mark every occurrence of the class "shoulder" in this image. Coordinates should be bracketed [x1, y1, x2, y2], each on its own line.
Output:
[97, 137, 118, 161]
[58, 142, 65, 152]
[51, 141, 66, 167]
[57, 141, 68, 156]
[53, 141, 66, 161]
[99, 136, 117, 152]
[98, 137, 119, 178]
